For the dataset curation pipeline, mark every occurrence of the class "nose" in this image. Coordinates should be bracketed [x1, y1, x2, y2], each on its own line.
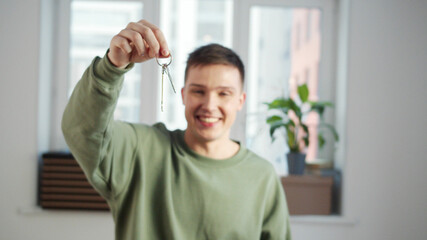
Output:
[201, 92, 218, 111]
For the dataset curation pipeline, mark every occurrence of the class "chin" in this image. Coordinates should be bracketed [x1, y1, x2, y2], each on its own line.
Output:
[195, 130, 221, 143]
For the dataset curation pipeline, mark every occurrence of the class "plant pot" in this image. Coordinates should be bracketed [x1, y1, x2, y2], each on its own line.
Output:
[287, 152, 306, 175]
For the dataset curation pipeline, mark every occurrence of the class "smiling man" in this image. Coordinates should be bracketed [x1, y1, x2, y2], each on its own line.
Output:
[62, 19, 291, 240]
[182, 47, 246, 160]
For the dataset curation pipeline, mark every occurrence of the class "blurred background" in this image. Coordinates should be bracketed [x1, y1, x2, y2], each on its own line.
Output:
[1, 0, 426, 239]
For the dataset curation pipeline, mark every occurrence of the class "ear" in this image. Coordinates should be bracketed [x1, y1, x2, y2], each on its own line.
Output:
[237, 92, 246, 111]
[181, 87, 185, 105]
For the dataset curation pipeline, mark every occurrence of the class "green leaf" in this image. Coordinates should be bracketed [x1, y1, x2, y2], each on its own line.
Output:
[322, 123, 340, 142]
[287, 119, 296, 127]
[303, 136, 309, 147]
[264, 98, 290, 110]
[310, 103, 325, 117]
[269, 123, 286, 141]
[301, 123, 309, 147]
[289, 98, 302, 118]
[311, 104, 324, 114]
[301, 123, 309, 135]
[318, 101, 334, 107]
[287, 127, 296, 150]
[318, 133, 326, 148]
[310, 101, 334, 117]
[266, 115, 283, 125]
[298, 84, 309, 103]
[284, 120, 299, 151]
[310, 101, 333, 107]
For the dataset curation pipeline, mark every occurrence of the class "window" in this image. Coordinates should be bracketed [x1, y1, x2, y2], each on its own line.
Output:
[295, 22, 301, 50]
[159, 0, 233, 131]
[46, 0, 338, 175]
[236, 0, 337, 175]
[70, 1, 143, 122]
[306, 10, 312, 41]
[245, 7, 326, 174]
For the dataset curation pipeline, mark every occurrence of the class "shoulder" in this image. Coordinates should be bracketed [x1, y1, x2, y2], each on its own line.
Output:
[127, 122, 174, 144]
[243, 148, 275, 170]
[129, 122, 169, 134]
[241, 150, 285, 201]
[240, 147, 277, 179]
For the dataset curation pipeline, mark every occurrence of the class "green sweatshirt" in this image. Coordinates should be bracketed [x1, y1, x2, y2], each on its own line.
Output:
[62, 54, 291, 240]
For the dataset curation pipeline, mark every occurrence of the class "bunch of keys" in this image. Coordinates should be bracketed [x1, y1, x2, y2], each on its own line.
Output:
[156, 53, 176, 112]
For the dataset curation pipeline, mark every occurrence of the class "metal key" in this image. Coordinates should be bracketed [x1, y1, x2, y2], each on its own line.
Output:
[156, 54, 176, 112]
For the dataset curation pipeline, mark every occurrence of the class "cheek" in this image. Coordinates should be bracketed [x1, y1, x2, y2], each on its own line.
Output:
[184, 96, 199, 112]
[184, 104, 194, 122]
[222, 100, 240, 115]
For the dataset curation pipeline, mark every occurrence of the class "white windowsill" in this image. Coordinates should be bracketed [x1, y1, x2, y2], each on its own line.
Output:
[17, 205, 110, 216]
[20, 206, 358, 227]
[290, 215, 358, 226]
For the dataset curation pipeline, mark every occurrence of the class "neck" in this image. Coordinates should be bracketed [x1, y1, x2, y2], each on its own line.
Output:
[184, 132, 240, 160]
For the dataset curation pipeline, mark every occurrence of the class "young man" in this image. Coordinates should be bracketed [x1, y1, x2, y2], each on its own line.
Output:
[62, 19, 291, 240]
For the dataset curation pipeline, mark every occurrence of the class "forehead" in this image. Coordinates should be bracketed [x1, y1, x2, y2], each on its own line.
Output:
[185, 64, 243, 89]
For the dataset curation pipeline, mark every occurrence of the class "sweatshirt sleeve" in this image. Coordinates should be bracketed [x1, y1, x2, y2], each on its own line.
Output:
[61, 52, 138, 200]
[261, 175, 292, 240]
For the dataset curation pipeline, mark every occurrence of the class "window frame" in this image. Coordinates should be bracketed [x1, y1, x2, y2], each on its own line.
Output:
[48, 0, 157, 151]
[45, 0, 341, 169]
[232, 0, 339, 163]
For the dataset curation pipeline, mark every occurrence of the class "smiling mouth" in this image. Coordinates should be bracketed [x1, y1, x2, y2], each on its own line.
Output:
[199, 117, 219, 123]
[199, 117, 220, 123]
[196, 116, 222, 127]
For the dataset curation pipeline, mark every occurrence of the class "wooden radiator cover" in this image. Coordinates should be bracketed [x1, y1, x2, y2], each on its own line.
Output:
[39, 153, 109, 211]
[281, 175, 333, 215]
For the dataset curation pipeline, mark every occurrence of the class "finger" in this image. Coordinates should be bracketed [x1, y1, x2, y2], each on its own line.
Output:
[127, 22, 159, 58]
[139, 20, 170, 57]
[111, 35, 133, 54]
[117, 28, 145, 55]
[130, 42, 148, 56]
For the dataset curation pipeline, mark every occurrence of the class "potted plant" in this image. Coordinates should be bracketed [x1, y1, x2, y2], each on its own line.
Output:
[265, 83, 339, 175]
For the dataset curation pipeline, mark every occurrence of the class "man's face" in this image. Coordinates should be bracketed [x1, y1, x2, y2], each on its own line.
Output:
[181, 64, 246, 144]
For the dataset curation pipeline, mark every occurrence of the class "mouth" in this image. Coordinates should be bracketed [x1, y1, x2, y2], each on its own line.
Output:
[196, 116, 221, 127]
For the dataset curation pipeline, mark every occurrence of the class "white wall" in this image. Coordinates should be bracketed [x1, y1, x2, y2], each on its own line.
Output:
[0, 1, 114, 240]
[343, 0, 427, 239]
[0, 0, 426, 240]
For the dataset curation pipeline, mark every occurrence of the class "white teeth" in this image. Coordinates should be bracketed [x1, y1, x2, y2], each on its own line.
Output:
[199, 117, 219, 123]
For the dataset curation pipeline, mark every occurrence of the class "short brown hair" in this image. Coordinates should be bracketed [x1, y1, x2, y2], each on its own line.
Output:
[184, 43, 245, 84]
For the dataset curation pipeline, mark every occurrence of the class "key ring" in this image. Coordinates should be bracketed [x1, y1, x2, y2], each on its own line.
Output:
[156, 53, 172, 67]
[156, 53, 175, 112]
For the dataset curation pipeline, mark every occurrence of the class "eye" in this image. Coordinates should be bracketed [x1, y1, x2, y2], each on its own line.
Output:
[219, 91, 231, 96]
[191, 89, 204, 95]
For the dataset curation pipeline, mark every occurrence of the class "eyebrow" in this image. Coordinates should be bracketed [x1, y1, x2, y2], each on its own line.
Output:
[188, 84, 236, 91]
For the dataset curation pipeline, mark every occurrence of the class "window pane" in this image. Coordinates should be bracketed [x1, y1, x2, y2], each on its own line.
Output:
[159, 0, 233, 130]
[69, 1, 143, 122]
[246, 7, 322, 175]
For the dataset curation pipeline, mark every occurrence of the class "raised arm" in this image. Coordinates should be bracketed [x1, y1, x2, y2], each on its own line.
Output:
[61, 20, 169, 199]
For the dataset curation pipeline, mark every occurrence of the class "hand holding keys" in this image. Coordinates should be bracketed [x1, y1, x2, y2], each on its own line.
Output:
[107, 19, 174, 111]
[156, 54, 176, 112]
